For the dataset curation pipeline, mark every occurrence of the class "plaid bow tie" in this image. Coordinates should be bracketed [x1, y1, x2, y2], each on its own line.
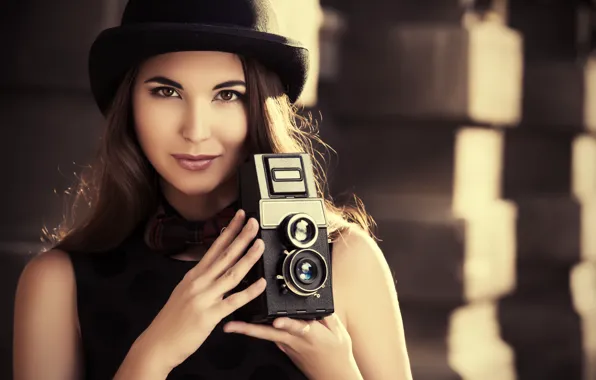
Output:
[144, 199, 239, 253]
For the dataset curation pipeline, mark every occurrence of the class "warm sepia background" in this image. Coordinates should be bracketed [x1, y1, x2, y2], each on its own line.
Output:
[1, 0, 596, 379]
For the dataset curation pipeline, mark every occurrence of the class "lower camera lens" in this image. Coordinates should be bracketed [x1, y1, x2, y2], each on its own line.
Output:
[281, 248, 328, 296]
[295, 258, 318, 285]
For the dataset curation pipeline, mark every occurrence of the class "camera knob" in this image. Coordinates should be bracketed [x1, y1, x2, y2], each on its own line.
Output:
[276, 275, 290, 294]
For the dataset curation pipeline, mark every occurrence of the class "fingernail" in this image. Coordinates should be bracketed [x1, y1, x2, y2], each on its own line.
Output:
[274, 320, 285, 329]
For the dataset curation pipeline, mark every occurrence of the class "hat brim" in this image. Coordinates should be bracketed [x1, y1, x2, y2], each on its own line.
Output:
[89, 23, 309, 115]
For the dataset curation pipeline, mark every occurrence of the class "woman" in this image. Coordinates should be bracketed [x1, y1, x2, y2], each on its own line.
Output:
[13, 0, 412, 379]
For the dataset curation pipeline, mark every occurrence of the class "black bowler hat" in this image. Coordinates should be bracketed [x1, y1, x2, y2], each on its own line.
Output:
[88, 0, 309, 115]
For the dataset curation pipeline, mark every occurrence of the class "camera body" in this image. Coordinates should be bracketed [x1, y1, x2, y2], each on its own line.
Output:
[232, 153, 334, 323]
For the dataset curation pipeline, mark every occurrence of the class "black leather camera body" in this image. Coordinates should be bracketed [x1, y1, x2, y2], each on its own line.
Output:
[232, 153, 334, 323]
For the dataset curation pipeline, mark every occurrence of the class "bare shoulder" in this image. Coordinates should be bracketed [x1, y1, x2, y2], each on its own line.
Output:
[331, 223, 389, 273]
[16, 248, 77, 301]
[14, 249, 82, 380]
[330, 223, 396, 302]
[328, 223, 392, 322]
[19, 249, 75, 282]
[330, 224, 413, 380]
[16, 249, 77, 307]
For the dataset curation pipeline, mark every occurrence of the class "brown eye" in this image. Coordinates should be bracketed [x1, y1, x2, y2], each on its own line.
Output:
[220, 90, 234, 101]
[150, 87, 180, 98]
[161, 88, 175, 97]
[216, 90, 242, 102]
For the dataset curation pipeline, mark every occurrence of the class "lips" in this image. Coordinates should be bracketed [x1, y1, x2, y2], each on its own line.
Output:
[171, 154, 220, 171]
[171, 154, 220, 161]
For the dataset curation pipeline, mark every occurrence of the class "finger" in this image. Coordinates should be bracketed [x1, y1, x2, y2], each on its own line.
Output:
[223, 320, 295, 346]
[212, 277, 267, 318]
[275, 342, 289, 354]
[187, 209, 246, 277]
[208, 238, 264, 296]
[273, 317, 315, 338]
[319, 313, 343, 335]
[206, 217, 260, 280]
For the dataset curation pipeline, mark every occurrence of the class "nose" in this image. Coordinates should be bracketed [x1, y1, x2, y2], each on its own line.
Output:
[181, 102, 212, 142]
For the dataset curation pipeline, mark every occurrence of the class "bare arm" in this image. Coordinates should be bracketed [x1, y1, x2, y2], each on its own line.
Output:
[13, 249, 83, 380]
[333, 227, 413, 380]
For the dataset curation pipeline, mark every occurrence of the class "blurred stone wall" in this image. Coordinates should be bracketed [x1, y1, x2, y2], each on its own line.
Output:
[316, 0, 596, 379]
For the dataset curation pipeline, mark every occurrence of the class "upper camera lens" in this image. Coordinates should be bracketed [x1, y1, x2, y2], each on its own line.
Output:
[284, 213, 319, 248]
[292, 218, 315, 243]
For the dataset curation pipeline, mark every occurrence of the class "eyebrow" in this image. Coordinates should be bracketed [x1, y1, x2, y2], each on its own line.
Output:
[144, 76, 183, 90]
[213, 80, 246, 90]
[143, 77, 246, 91]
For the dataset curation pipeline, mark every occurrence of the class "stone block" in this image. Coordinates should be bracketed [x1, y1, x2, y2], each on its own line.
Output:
[498, 269, 583, 380]
[503, 130, 573, 198]
[570, 261, 596, 380]
[459, 200, 517, 302]
[520, 59, 596, 132]
[580, 199, 596, 264]
[344, 0, 465, 24]
[377, 214, 466, 303]
[330, 125, 457, 196]
[452, 127, 504, 216]
[515, 198, 581, 264]
[508, 1, 585, 62]
[448, 302, 515, 380]
[401, 301, 463, 380]
[366, 193, 516, 303]
[334, 21, 523, 126]
[572, 133, 596, 201]
[273, 0, 324, 107]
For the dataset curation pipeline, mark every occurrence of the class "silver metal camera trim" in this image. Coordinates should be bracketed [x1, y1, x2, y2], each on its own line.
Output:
[281, 248, 329, 297]
[258, 198, 327, 229]
[253, 153, 318, 199]
[284, 213, 319, 249]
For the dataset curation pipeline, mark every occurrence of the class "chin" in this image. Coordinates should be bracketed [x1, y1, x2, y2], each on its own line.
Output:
[168, 178, 223, 196]
[156, 159, 238, 197]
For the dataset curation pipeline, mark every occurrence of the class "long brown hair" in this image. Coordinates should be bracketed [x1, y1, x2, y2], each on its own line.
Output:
[44, 57, 376, 253]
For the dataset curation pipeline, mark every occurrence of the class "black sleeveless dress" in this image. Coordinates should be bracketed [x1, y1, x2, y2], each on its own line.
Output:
[67, 224, 311, 380]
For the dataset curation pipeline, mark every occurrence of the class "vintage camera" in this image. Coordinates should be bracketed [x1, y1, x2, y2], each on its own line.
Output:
[232, 153, 334, 323]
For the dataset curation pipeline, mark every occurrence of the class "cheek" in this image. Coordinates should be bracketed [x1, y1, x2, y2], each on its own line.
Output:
[215, 106, 249, 152]
[134, 99, 182, 151]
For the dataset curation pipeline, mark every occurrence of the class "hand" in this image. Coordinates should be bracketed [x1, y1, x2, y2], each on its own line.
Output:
[132, 209, 266, 373]
[222, 313, 362, 380]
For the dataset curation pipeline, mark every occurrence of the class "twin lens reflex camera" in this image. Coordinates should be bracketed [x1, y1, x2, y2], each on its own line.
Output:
[231, 153, 334, 323]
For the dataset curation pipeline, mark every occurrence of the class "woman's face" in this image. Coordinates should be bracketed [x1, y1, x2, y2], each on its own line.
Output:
[132, 51, 248, 196]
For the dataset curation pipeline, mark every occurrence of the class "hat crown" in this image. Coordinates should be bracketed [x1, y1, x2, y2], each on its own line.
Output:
[121, 0, 280, 33]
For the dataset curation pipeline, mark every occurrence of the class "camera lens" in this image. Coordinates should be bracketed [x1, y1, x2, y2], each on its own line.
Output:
[295, 258, 318, 285]
[283, 213, 319, 248]
[281, 248, 328, 296]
